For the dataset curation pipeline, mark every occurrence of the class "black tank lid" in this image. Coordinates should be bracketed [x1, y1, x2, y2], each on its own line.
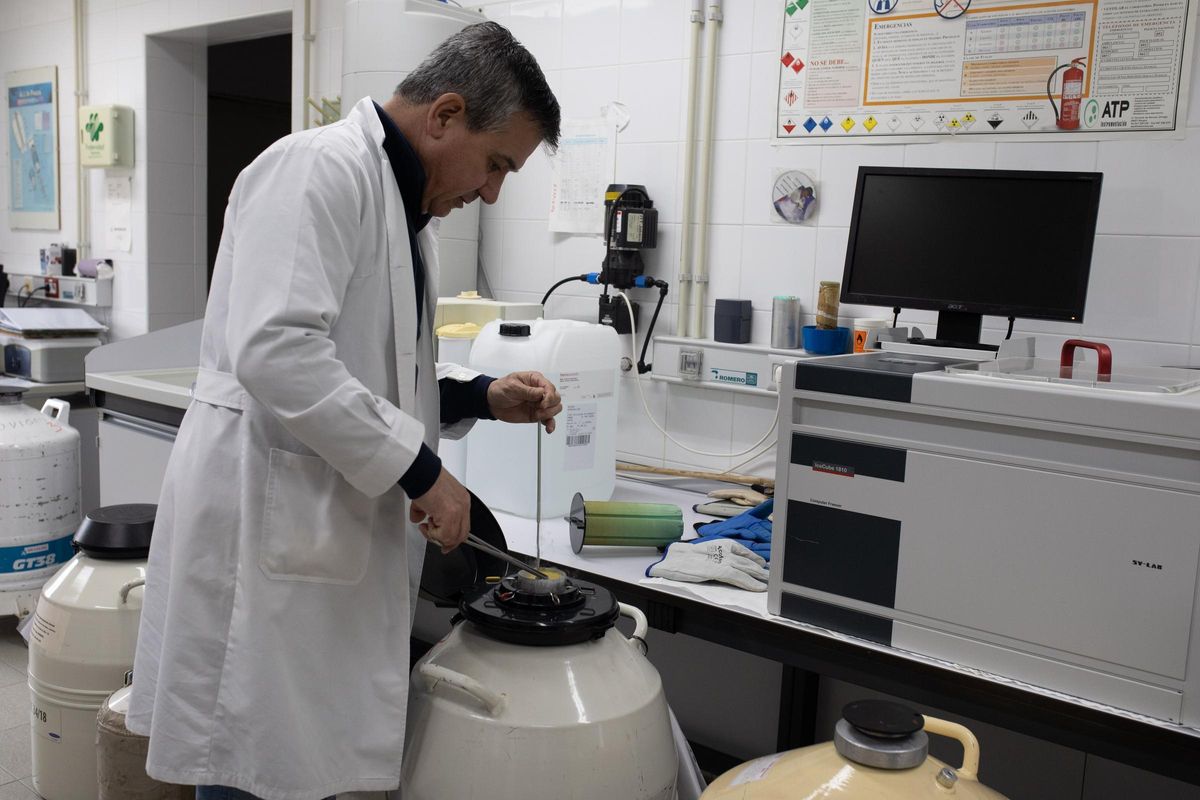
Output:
[842, 699, 925, 738]
[460, 572, 619, 646]
[499, 322, 531, 337]
[73, 504, 156, 559]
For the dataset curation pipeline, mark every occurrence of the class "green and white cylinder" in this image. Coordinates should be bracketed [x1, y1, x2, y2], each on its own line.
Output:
[568, 493, 683, 553]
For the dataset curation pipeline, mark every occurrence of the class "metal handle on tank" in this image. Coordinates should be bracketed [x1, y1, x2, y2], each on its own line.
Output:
[41, 398, 70, 425]
[119, 578, 145, 604]
[618, 602, 649, 653]
[922, 715, 981, 780]
[419, 662, 507, 716]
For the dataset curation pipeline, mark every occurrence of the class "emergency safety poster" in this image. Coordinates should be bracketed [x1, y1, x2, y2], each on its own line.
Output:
[775, 0, 1196, 142]
[6, 66, 59, 229]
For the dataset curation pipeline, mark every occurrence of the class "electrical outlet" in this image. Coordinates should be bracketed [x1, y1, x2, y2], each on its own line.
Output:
[45, 277, 60, 298]
[22, 277, 33, 293]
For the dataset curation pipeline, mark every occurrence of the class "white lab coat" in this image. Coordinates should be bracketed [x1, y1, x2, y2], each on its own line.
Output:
[127, 97, 476, 800]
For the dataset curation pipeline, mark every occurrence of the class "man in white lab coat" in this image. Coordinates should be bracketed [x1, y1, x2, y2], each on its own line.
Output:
[126, 22, 561, 800]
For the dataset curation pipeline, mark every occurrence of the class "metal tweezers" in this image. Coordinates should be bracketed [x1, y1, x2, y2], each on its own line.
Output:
[464, 533, 550, 580]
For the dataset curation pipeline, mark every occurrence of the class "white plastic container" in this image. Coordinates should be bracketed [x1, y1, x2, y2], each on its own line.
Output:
[0, 379, 80, 617]
[29, 504, 154, 800]
[437, 323, 481, 482]
[466, 319, 619, 518]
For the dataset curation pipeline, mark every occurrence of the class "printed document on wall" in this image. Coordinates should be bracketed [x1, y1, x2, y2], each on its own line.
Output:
[775, 0, 1196, 142]
[548, 117, 617, 234]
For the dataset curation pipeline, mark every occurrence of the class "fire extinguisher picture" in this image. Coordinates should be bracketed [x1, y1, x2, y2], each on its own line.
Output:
[1048, 58, 1087, 130]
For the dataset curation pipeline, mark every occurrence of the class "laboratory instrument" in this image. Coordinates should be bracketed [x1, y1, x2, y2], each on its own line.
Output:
[541, 184, 669, 371]
[701, 700, 1007, 799]
[402, 571, 677, 798]
[841, 167, 1102, 349]
[2, 334, 101, 382]
[770, 345, 1200, 728]
[0, 380, 80, 616]
[467, 318, 619, 517]
[568, 492, 684, 552]
[29, 504, 154, 800]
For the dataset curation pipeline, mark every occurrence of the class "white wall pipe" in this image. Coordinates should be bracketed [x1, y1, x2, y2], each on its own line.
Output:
[74, 0, 89, 258]
[675, 0, 705, 336]
[688, 0, 722, 339]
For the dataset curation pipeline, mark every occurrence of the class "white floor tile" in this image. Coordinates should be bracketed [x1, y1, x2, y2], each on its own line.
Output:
[0, 725, 31, 780]
[0, 684, 29, 733]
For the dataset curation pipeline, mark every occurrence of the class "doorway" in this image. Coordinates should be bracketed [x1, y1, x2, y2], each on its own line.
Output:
[207, 34, 292, 286]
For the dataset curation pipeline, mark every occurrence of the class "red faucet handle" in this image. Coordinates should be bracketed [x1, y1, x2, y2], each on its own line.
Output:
[1060, 339, 1112, 378]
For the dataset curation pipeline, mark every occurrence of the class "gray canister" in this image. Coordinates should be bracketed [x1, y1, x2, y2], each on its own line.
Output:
[771, 296, 802, 349]
[97, 685, 195, 800]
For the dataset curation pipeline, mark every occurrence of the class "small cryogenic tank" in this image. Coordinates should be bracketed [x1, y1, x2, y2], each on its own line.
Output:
[0, 379, 80, 616]
[403, 569, 677, 799]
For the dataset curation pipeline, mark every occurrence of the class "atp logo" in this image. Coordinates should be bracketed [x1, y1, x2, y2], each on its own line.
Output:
[85, 112, 104, 142]
[1083, 99, 1100, 128]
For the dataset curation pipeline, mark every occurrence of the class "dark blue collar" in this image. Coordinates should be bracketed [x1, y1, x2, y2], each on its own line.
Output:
[374, 102, 431, 235]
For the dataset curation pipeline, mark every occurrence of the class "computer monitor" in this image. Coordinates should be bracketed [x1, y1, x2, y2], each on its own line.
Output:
[841, 166, 1103, 348]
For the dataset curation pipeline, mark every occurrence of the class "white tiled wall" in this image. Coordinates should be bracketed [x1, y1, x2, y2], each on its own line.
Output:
[0, 0, 318, 340]
[475, 0, 1200, 480]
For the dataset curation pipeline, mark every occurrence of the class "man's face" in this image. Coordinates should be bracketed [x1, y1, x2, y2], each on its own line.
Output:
[422, 99, 544, 218]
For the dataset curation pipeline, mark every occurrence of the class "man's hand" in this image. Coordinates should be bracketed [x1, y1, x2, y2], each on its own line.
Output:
[410, 468, 470, 553]
[487, 371, 563, 433]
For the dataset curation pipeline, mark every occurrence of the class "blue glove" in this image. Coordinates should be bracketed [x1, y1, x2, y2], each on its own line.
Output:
[694, 499, 773, 562]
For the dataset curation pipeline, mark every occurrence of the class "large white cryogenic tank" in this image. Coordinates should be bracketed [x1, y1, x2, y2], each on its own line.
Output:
[0, 379, 80, 617]
[403, 569, 678, 799]
[342, 0, 485, 297]
[29, 504, 154, 800]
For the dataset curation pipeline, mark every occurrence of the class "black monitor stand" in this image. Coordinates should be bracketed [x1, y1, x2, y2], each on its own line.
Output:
[907, 310, 999, 352]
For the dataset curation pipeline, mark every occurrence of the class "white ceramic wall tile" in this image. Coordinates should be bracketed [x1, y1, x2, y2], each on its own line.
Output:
[740, 139, 822, 225]
[1189, 42, 1200, 128]
[147, 211, 195, 265]
[904, 141, 996, 170]
[643, 220, 681, 288]
[479, 216, 505, 290]
[713, 0, 755, 56]
[115, 56, 147, 108]
[814, 225, 886, 319]
[616, 368, 668, 463]
[148, 263, 197, 314]
[618, 59, 686, 143]
[148, 161, 195, 215]
[500, 218, 555, 294]
[23, 0, 72, 26]
[551, 232, 605, 283]
[150, 311, 199, 330]
[86, 10, 120, 63]
[707, 139, 747, 225]
[195, 264, 210, 315]
[561, 0, 619, 69]
[663, 382, 735, 470]
[110, 309, 151, 340]
[500, 145, 553, 220]
[507, 0, 563, 71]
[815, 143, 904, 226]
[712, 54, 751, 141]
[739, 224, 817, 312]
[1081, 236, 1200, 343]
[751, 0, 783, 53]
[701, 224, 743, 305]
[620, 0, 687, 64]
[995, 141, 1098, 173]
[167, 0, 204, 29]
[555, 65, 620, 120]
[746, 50, 778, 140]
[147, 110, 195, 164]
[112, 262, 149, 314]
[730, 392, 778, 473]
[1095, 132, 1200, 236]
[615, 142, 680, 225]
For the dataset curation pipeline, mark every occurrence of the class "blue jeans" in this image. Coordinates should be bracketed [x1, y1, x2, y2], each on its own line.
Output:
[196, 788, 333, 800]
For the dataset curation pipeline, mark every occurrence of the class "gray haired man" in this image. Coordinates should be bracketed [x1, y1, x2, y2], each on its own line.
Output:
[127, 22, 562, 800]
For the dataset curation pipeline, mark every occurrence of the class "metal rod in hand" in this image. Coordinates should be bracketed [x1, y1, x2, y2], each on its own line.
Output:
[535, 422, 543, 569]
[464, 533, 550, 579]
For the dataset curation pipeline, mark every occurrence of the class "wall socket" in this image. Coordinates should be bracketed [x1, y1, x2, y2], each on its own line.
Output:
[45, 277, 59, 298]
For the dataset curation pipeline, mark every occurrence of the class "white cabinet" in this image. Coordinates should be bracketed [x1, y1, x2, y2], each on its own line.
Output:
[97, 416, 176, 505]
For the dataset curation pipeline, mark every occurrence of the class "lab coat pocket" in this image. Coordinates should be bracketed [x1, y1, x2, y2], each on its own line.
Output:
[260, 448, 375, 584]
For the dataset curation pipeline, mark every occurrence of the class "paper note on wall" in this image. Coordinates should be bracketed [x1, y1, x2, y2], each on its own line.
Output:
[104, 176, 132, 252]
[548, 116, 617, 234]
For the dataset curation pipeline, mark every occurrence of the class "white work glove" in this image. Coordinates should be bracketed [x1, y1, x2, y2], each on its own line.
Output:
[647, 540, 769, 592]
